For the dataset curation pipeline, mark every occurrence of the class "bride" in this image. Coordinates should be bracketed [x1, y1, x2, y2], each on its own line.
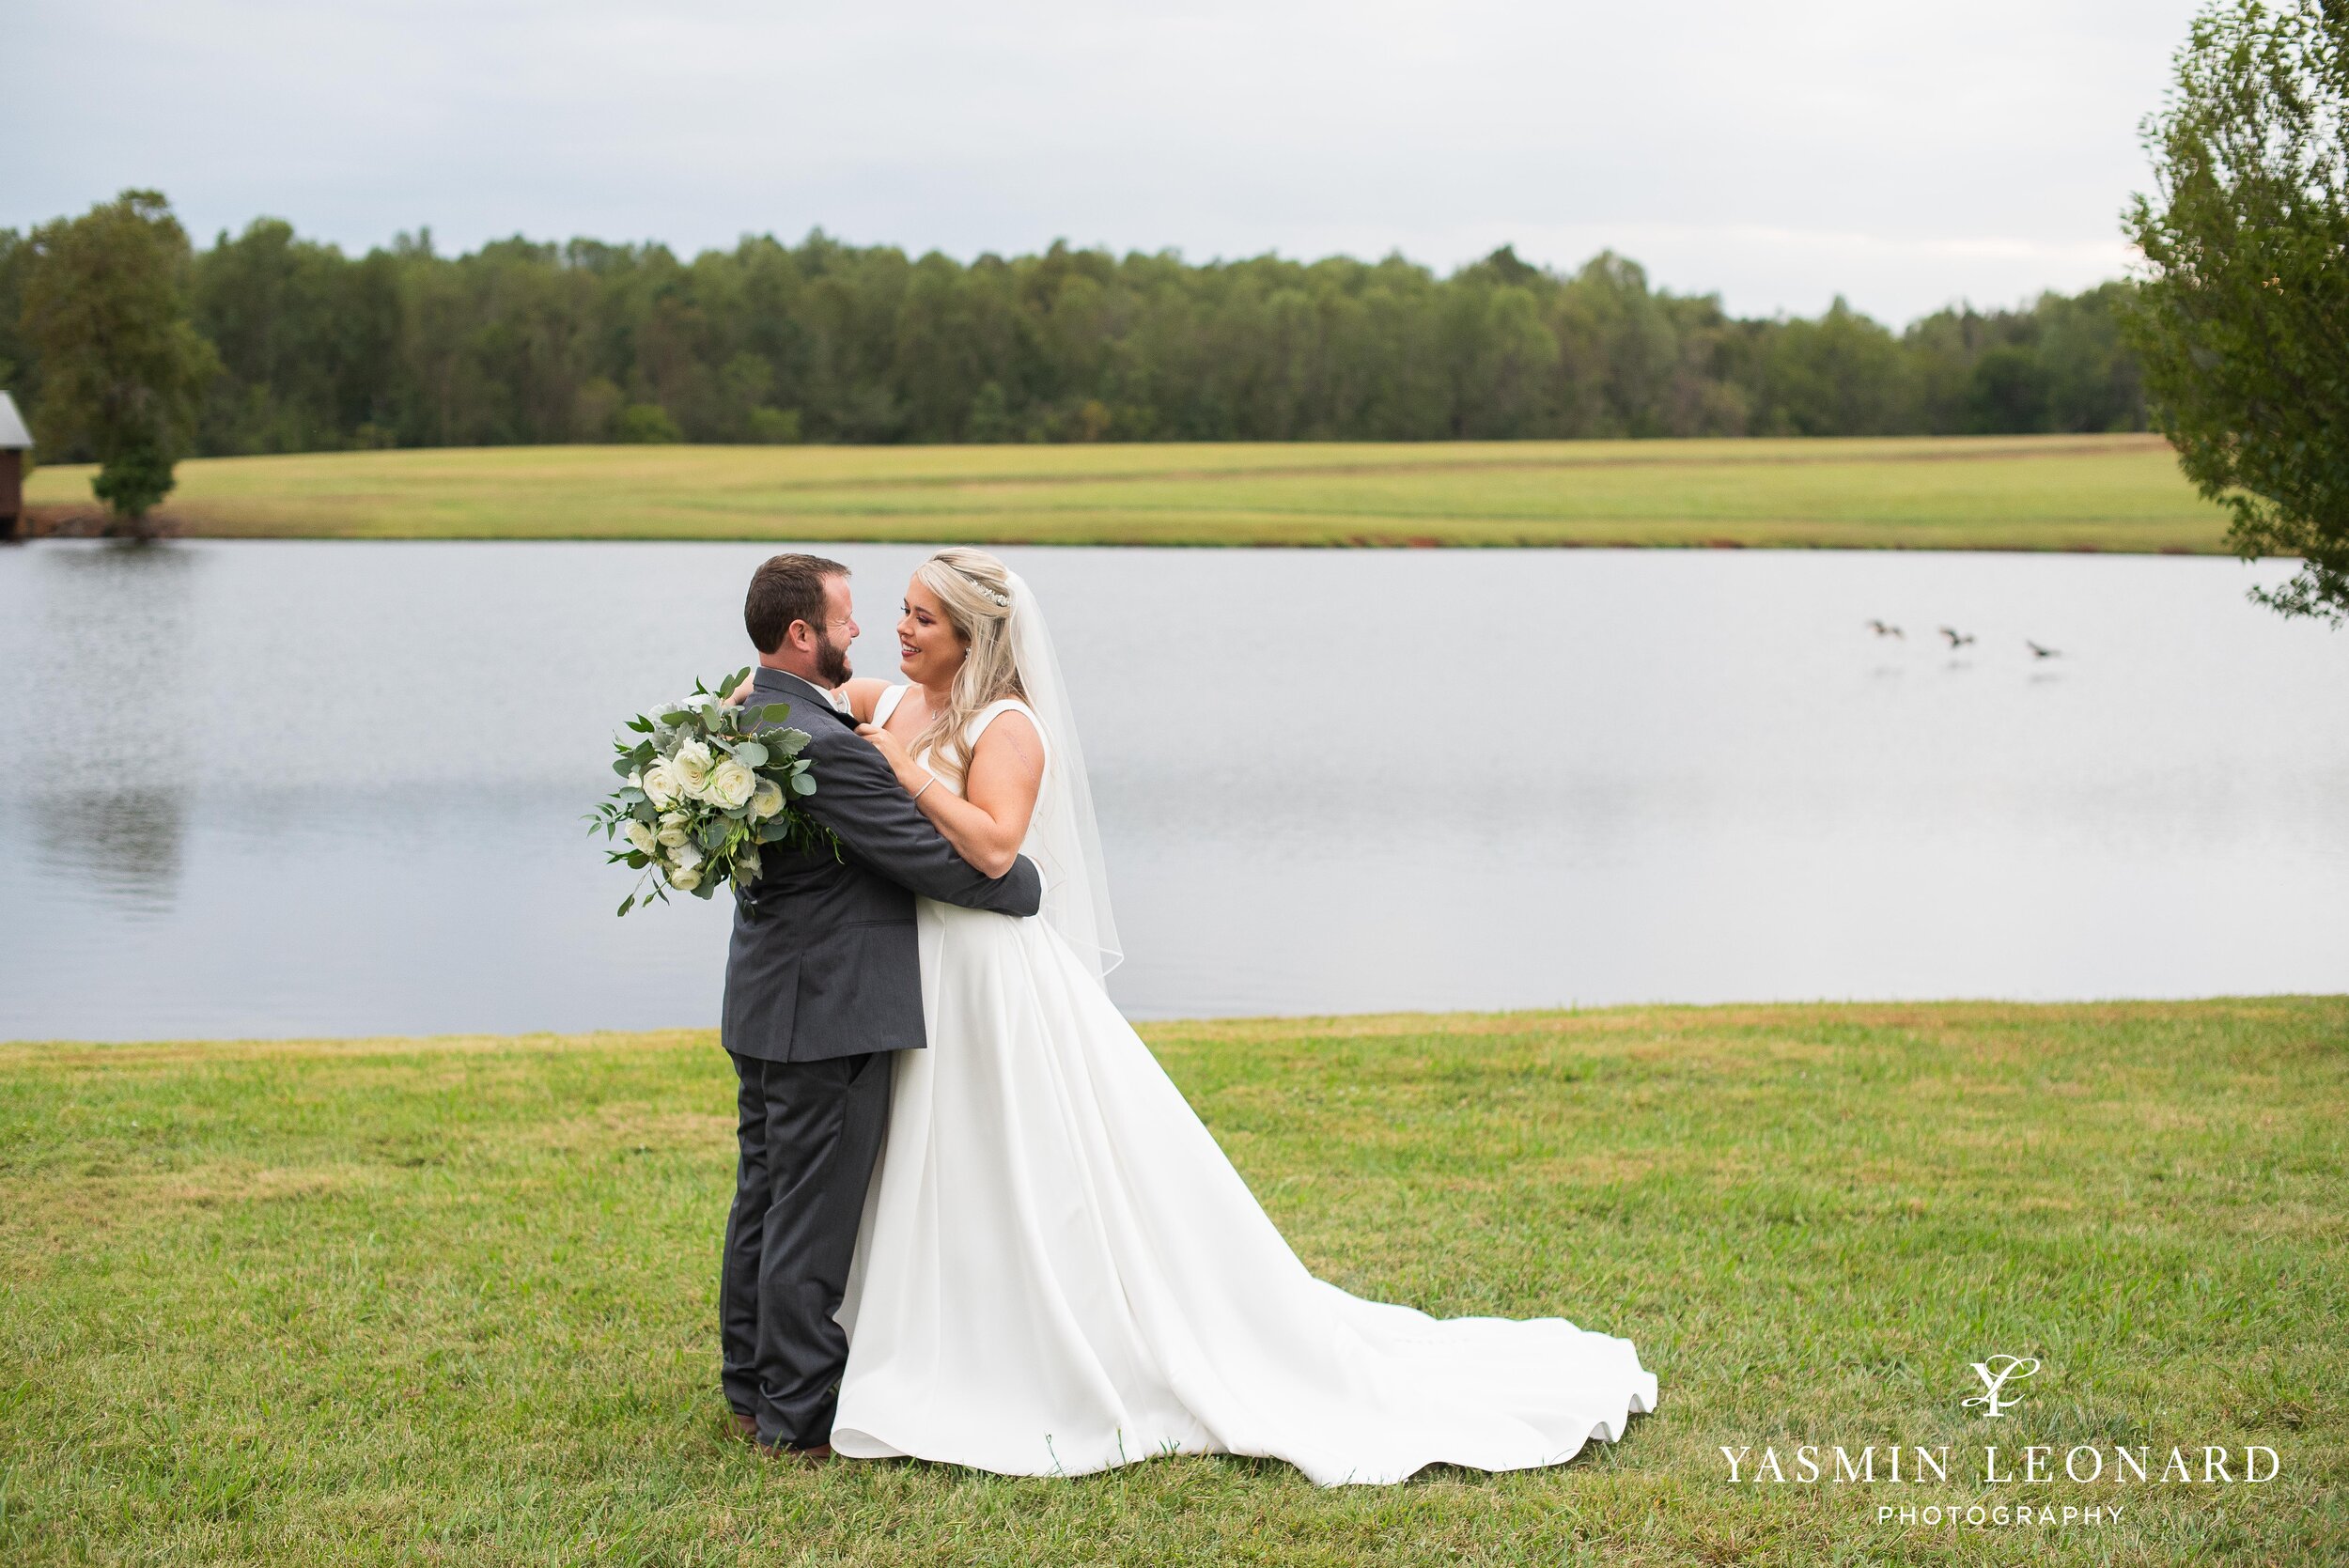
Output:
[819, 547, 1655, 1486]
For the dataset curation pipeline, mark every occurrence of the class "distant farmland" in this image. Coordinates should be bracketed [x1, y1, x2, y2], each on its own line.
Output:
[24, 433, 2230, 551]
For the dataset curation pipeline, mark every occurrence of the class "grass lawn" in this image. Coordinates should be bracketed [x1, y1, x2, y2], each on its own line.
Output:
[22, 434, 2232, 551]
[2, 999, 2341, 1565]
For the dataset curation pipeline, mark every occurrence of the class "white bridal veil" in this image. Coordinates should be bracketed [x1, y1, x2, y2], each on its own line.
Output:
[1003, 570, 1122, 981]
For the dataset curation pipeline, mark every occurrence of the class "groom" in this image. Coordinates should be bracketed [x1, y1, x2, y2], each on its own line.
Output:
[720, 552, 1043, 1457]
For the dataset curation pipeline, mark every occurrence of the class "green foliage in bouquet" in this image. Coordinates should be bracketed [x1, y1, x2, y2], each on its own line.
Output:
[587, 668, 837, 915]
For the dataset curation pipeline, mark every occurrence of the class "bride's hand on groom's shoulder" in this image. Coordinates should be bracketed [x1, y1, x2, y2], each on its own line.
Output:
[855, 722, 912, 771]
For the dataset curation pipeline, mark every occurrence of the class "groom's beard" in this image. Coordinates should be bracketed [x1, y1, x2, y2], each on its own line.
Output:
[815, 631, 853, 689]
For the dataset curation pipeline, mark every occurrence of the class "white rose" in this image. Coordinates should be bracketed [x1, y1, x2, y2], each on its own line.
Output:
[670, 741, 715, 799]
[656, 812, 692, 849]
[623, 820, 659, 858]
[668, 862, 703, 893]
[640, 759, 681, 811]
[671, 842, 704, 871]
[708, 758, 757, 810]
[751, 779, 785, 820]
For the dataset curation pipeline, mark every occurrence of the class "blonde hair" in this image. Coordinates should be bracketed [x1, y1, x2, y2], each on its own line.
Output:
[910, 548, 1025, 787]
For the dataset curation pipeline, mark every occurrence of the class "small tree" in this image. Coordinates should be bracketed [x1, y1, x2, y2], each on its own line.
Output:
[2123, 1, 2349, 624]
[19, 190, 219, 534]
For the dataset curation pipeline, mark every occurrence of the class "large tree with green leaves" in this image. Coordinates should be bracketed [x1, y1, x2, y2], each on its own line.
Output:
[2125, 0, 2349, 623]
[19, 190, 219, 531]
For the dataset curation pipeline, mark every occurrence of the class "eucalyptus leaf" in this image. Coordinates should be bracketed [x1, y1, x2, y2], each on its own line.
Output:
[790, 774, 817, 796]
[732, 740, 770, 768]
[611, 755, 638, 779]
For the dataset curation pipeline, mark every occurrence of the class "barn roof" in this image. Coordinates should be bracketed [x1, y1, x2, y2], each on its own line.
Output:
[0, 392, 29, 449]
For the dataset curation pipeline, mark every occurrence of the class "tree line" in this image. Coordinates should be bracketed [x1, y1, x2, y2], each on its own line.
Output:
[0, 196, 2148, 465]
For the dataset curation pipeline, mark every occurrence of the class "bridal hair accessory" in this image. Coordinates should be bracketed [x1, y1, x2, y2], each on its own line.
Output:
[943, 555, 1015, 608]
[962, 571, 1013, 609]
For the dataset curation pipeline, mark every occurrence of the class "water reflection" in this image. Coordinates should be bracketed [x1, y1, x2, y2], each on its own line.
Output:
[18, 543, 199, 912]
[26, 788, 187, 915]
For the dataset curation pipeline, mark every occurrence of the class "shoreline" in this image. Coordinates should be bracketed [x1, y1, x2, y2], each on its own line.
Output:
[8, 994, 2339, 1054]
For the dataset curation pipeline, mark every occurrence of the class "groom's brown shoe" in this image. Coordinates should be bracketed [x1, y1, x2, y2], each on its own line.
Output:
[755, 1439, 834, 1464]
[726, 1411, 758, 1442]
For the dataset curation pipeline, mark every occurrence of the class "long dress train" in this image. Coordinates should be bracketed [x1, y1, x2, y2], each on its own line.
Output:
[831, 691, 1657, 1485]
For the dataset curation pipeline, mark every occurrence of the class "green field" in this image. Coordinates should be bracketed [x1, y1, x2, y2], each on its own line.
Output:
[23, 434, 2232, 551]
[3, 999, 2341, 1565]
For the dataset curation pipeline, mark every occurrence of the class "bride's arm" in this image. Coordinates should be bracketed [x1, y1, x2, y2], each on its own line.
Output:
[856, 713, 1043, 878]
[836, 677, 891, 722]
[723, 674, 889, 721]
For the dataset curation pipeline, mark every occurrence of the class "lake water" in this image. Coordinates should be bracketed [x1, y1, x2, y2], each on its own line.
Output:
[1, 538, 2342, 1042]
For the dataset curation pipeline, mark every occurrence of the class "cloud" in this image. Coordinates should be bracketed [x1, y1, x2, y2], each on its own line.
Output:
[7, 0, 2198, 322]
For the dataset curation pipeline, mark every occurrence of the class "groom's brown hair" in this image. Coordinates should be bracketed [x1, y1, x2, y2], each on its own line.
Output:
[746, 553, 849, 653]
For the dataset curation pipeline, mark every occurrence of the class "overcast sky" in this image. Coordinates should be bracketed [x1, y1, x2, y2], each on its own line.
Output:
[12, 0, 2202, 325]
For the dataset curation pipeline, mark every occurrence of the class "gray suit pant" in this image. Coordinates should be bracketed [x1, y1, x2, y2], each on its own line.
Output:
[719, 1048, 892, 1447]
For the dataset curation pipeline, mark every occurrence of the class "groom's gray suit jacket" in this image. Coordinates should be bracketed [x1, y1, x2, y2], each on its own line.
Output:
[722, 667, 1042, 1064]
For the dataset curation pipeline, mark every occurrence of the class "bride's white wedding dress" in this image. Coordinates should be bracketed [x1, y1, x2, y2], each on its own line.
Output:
[830, 683, 1657, 1486]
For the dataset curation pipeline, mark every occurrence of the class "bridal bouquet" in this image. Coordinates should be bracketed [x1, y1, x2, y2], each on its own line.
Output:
[588, 669, 832, 915]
